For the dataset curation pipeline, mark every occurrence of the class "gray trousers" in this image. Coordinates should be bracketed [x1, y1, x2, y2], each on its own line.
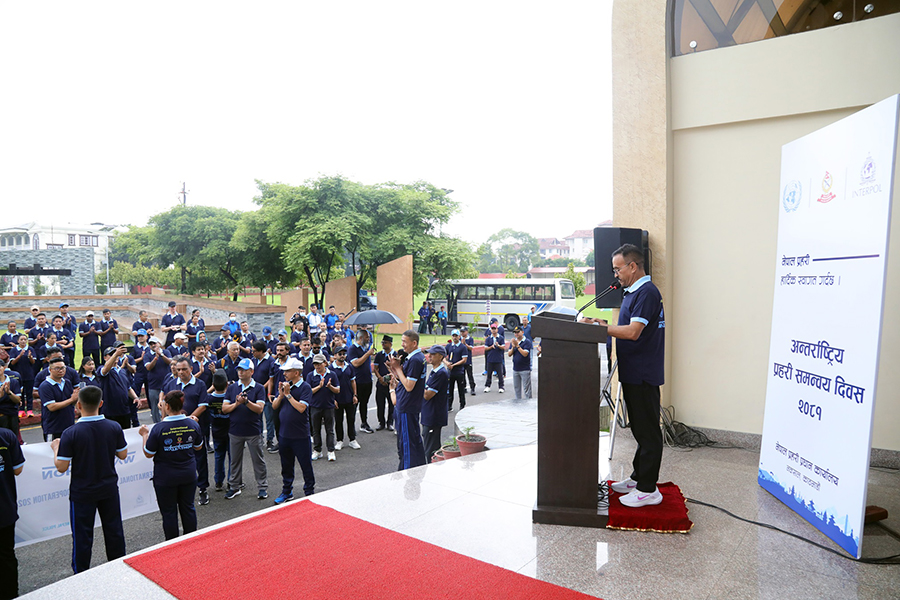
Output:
[228, 433, 267, 492]
[513, 370, 532, 399]
[148, 389, 162, 423]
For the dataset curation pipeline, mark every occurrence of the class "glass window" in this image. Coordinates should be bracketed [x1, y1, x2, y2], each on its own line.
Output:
[560, 281, 576, 299]
[68, 234, 75, 246]
[32, 235, 39, 250]
[80, 235, 90, 246]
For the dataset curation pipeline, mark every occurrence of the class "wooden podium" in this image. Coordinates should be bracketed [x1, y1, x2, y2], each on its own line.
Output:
[531, 311, 608, 528]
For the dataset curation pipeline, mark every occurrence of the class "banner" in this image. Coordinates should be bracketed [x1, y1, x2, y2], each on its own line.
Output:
[759, 95, 899, 557]
[14, 428, 158, 548]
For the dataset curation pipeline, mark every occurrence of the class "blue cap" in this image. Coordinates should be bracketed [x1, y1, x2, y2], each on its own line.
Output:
[262, 326, 273, 334]
[427, 344, 447, 355]
[451, 329, 460, 336]
[277, 329, 288, 336]
[237, 358, 254, 370]
[136, 329, 148, 336]
[59, 302, 69, 308]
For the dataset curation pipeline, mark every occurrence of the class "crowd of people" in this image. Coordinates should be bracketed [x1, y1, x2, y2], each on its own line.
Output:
[0, 299, 541, 599]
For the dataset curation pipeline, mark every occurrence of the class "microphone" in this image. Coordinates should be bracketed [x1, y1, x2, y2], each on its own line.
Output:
[575, 280, 621, 321]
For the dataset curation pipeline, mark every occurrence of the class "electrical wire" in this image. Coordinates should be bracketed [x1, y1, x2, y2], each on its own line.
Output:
[685, 497, 900, 564]
[659, 405, 744, 450]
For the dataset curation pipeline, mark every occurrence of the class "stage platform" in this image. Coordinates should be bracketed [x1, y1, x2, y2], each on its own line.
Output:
[19, 425, 899, 600]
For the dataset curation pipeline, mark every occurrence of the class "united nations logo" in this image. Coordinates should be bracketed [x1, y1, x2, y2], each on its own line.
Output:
[783, 180, 802, 213]
[861, 154, 876, 182]
[164, 438, 173, 445]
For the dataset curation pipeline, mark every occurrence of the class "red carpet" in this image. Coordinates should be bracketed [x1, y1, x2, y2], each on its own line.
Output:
[606, 482, 693, 534]
[126, 500, 599, 600]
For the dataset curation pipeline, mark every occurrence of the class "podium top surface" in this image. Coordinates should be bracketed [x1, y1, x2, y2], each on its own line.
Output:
[531, 313, 607, 343]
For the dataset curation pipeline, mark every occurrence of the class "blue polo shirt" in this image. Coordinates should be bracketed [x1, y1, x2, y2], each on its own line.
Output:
[79, 320, 104, 351]
[463, 336, 475, 365]
[56, 415, 127, 502]
[144, 415, 204, 487]
[7, 346, 36, 381]
[34, 365, 79, 393]
[0, 427, 25, 528]
[373, 349, 394, 385]
[161, 313, 186, 346]
[252, 354, 275, 389]
[99, 319, 119, 349]
[484, 333, 505, 363]
[207, 392, 230, 439]
[144, 348, 169, 390]
[99, 365, 132, 417]
[165, 343, 190, 359]
[277, 379, 312, 439]
[616, 276, 665, 386]
[80, 374, 101, 388]
[445, 342, 468, 376]
[0, 331, 21, 349]
[395, 349, 425, 415]
[0, 375, 22, 417]
[164, 376, 209, 416]
[39, 378, 76, 435]
[296, 353, 315, 379]
[132, 344, 150, 376]
[28, 325, 52, 351]
[307, 369, 338, 409]
[132, 320, 154, 336]
[185, 320, 205, 337]
[422, 364, 449, 428]
[218, 355, 240, 383]
[347, 342, 371, 380]
[329, 362, 356, 405]
[224, 380, 266, 436]
[511, 337, 533, 371]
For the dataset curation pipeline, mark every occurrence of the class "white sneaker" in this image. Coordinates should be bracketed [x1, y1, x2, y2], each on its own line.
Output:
[619, 487, 663, 508]
[335, 441, 343, 450]
[348, 440, 361, 449]
[611, 477, 637, 494]
[484, 387, 490, 393]
[499, 388, 505, 393]
[311, 451, 322, 461]
[327, 451, 336, 461]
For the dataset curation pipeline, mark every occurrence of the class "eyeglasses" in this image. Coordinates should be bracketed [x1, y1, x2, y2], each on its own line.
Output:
[612, 262, 634, 275]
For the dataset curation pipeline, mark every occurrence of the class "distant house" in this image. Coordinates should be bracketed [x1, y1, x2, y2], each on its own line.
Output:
[538, 237, 569, 259]
[527, 266, 596, 295]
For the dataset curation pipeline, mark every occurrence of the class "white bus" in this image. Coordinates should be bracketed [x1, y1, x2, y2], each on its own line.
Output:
[428, 278, 577, 332]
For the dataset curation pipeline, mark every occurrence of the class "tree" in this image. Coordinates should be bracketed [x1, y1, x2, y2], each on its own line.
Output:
[107, 262, 179, 292]
[536, 256, 586, 268]
[556, 262, 586, 296]
[485, 228, 539, 272]
[231, 210, 297, 295]
[585, 249, 595, 267]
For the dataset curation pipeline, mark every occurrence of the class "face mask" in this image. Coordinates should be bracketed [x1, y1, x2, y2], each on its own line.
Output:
[230, 316, 237, 322]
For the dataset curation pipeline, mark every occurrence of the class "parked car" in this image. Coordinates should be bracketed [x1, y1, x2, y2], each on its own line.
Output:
[358, 296, 377, 311]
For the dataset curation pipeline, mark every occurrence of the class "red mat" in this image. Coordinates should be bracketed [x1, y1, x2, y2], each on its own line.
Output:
[606, 481, 693, 534]
[126, 500, 599, 600]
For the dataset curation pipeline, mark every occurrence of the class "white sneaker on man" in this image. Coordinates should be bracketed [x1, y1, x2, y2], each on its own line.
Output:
[610, 477, 637, 494]
[327, 451, 336, 461]
[311, 451, 322, 461]
[348, 440, 361, 449]
[484, 387, 490, 393]
[335, 441, 343, 450]
[619, 487, 663, 508]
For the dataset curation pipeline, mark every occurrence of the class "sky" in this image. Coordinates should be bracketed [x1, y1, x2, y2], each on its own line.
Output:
[0, 1, 613, 246]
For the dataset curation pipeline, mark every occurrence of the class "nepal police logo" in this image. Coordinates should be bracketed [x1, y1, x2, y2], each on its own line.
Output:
[783, 180, 802, 213]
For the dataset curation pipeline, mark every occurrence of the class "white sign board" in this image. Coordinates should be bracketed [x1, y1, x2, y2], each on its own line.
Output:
[759, 95, 899, 557]
[15, 428, 158, 548]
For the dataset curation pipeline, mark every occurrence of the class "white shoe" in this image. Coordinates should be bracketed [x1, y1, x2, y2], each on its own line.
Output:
[311, 451, 322, 461]
[499, 388, 505, 393]
[335, 441, 343, 450]
[619, 487, 663, 508]
[348, 440, 361, 449]
[484, 387, 490, 393]
[610, 477, 637, 494]
[327, 451, 336, 461]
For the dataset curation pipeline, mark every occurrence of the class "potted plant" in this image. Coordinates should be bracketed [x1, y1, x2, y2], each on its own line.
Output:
[456, 426, 487, 456]
[441, 437, 461, 459]
[431, 450, 445, 463]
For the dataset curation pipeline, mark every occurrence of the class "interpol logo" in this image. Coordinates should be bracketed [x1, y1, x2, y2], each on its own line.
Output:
[783, 180, 802, 213]
[861, 154, 876, 182]
[817, 171, 836, 204]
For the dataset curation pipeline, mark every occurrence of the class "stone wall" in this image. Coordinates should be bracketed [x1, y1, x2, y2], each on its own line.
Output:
[0, 248, 95, 295]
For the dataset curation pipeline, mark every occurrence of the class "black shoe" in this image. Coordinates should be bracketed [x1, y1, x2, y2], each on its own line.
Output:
[224, 488, 241, 500]
[470, 389, 476, 396]
[266, 441, 279, 453]
[215, 482, 223, 492]
[361, 424, 374, 434]
[375, 424, 385, 431]
[387, 424, 395, 431]
[198, 490, 210, 505]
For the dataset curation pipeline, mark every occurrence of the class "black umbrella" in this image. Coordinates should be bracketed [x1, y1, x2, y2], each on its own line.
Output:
[343, 309, 403, 327]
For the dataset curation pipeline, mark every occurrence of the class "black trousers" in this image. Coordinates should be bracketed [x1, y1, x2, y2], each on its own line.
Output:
[310, 407, 336, 452]
[0, 523, 16, 600]
[357, 379, 372, 426]
[621, 382, 663, 493]
[448, 372, 467, 410]
[86, 348, 102, 367]
[464, 364, 476, 391]
[153, 481, 197, 541]
[280, 435, 315, 496]
[422, 425, 443, 462]
[335, 403, 357, 442]
[375, 383, 394, 427]
[69, 492, 126, 573]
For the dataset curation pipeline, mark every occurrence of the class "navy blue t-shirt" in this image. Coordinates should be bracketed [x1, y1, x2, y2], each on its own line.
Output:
[56, 415, 127, 502]
[163, 377, 209, 416]
[277, 380, 312, 439]
[307, 369, 338, 409]
[144, 348, 169, 390]
[511, 337, 533, 371]
[224, 381, 265, 436]
[0, 427, 25, 528]
[347, 342, 371, 380]
[329, 362, 356, 405]
[463, 336, 476, 365]
[422, 365, 449, 428]
[207, 392, 230, 439]
[0, 376, 22, 417]
[99, 365, 132, 417]
[79, 320, 104, 351]
[218, 355, 240, 383]
[99, 319, 119, 349]
[484, 333, 505, 363]
[144, 415, 204, 487]
[395, 349, 425, 415]
[39, 378, 76, 435]
[165, 344, 190, 360]
[445, 342, 468, 375]
[7, 345, 36, 380]
[616, 276, 665, 386]
[373, 349, 394, 386]
[252, 354, 275, 390]
[161, 313, 186, 347]
[28, 325, 52, 352]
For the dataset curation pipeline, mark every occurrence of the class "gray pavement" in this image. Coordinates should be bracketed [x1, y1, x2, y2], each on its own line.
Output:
[15, 353, 535, 596]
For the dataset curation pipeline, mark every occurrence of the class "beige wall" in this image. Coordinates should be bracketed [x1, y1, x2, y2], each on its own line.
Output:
[279, 288, 310, 327]
[376, 255, 414, 334]
[667, 14, 900, 451]
[324, 275, 358, 317]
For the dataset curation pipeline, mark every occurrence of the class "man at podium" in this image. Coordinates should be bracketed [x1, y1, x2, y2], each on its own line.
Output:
[584, 243, 665, 508]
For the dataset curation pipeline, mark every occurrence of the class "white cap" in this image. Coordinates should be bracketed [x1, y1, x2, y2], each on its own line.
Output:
[85, 310, 95, 317]
[149, 337, 163, 345]
[280, 357, 305, 371]
[174, 333, 188, 340]
[31, 305, 40, 311]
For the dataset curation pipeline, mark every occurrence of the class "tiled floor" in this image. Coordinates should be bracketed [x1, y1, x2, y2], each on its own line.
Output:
[21, 421, 900, 600]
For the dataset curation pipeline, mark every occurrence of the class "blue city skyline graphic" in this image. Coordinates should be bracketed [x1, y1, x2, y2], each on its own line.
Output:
[758, 468, 858, 557]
